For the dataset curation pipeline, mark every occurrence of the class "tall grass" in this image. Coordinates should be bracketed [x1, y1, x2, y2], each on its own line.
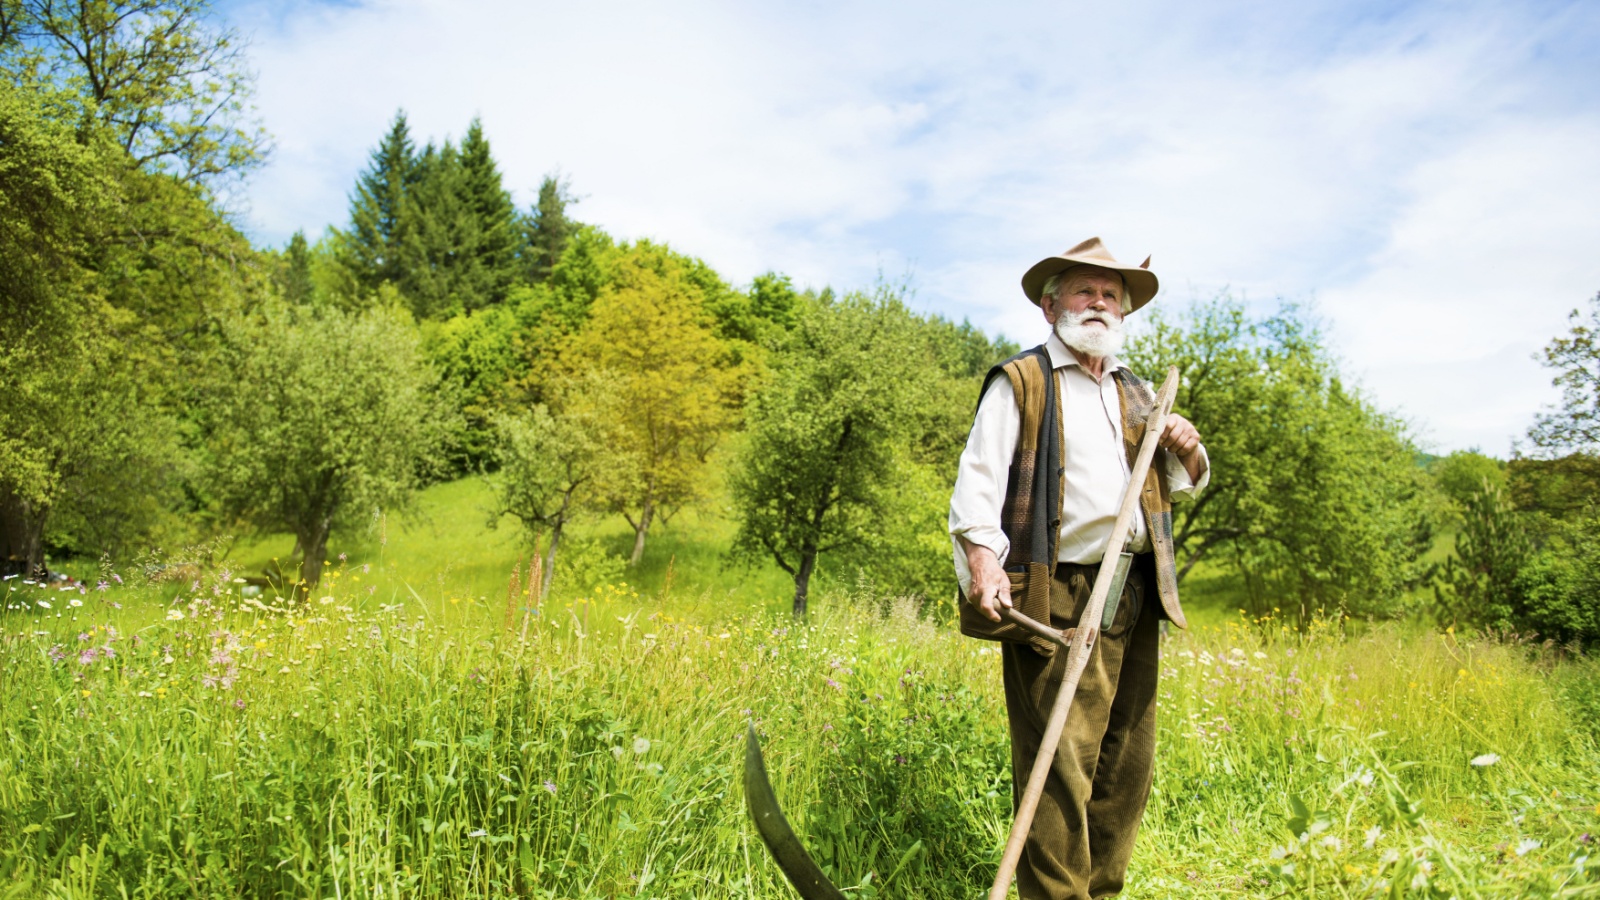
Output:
[3, 561, 1598, 897]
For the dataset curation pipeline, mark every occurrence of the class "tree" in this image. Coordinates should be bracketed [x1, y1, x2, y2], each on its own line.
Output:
[2, 0, 267, 190]
[488, 371, 624, 596]
[567, 254, 736, 565]
[456, 117, 521, 305]
[0, 79, 187, 575]
[1121, 297, 1435, 624]
[522, 173, 578, 284]
[203, 301, 455, 591]
[729, 290, 933, 615]
[341, 111, 416, 294]
[1528, 292, 1600, 455]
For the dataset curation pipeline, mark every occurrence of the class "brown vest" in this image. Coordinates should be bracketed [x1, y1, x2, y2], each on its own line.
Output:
[958, 346, 1187, 656]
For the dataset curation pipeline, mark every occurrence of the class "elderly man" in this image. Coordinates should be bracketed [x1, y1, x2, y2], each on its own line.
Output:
[950, 237, 1209, 899]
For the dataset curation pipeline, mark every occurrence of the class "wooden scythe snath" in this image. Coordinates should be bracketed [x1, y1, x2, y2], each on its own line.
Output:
[743, 367, 1180, 900]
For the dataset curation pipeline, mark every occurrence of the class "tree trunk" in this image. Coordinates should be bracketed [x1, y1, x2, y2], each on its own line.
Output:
[542, 520, 564, 598]
[296, 518, 332, 597]
[792, 545, 818, 617]
[628, 496, 654, 567]
[0, 485, 47, 578]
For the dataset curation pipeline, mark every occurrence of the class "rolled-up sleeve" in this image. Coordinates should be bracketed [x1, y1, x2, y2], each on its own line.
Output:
[1162, 444, 1210, 502]
[950, 377, 1020, 596]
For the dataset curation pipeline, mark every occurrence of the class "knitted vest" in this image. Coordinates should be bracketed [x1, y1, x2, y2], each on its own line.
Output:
[958, 345, 1188, 655]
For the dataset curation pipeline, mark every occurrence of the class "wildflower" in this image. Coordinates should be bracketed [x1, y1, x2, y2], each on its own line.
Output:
[468, 829, 487, 838]
[543, 780, 557, 795]
[826, 678, 840, 690]
[68, 598, 83, 608]
[1470, 753, 1500, 767]
[166, 609, 184, 621]
[319, 596, 334, 605]
[1516, 838, 1540, 856]
[633, 737, 651, 755]
[47, 645, 66, 663]
[1253, 651, 1268, 659]
[234, 699, 246, 710]
[1321, 835, 1341, 851]
[81, 689, 91, 698]
[1364, 825, 1382, 848]
[37, 600, 50, 609]
[77, 648, 99, 665]
[137, 691, 153, 698]
[611, 746, 624, 760]
[111, 574, 122, 584]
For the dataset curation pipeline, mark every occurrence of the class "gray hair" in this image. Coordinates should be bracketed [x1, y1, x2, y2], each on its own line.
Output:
[1041, 268, 1132, 314]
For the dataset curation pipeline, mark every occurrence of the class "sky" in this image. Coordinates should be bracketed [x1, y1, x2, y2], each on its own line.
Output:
[224, 0, 1600, 456]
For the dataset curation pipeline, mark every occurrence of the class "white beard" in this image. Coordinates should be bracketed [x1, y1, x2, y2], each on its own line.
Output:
[1055, 308, 1125, 359]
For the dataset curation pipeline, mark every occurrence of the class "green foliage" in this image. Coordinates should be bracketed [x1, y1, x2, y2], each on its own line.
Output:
[339, 116, 528, 317]
[1434, 479, 1529, 632]
[489, 372, 627, 594]
[202, 300, 458, 589]
[1121, 297, 1436, 624]
[729, 288, 967, 614]
[569, 253, 740, 565]
[0, 0, 267, 189]
[0, 78, 195, 573]
[1528, 292, 1600, 455]
[1429, 450, 1506, 512]
[341, 110, 416, 294]
[1512, 510, 1600, 645]
[522, 173, 579, 284]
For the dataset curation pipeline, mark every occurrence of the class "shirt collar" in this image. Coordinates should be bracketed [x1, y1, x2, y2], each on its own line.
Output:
[1044, 331, 1126, 374]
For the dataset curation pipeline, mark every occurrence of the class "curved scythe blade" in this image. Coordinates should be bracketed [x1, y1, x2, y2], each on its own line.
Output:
[744, 723, 847, 900]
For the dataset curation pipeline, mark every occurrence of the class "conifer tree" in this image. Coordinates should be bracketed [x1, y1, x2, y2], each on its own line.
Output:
[457, 118, 522, 305]
[395, 139, 469, 318]
[343, 111, 416, 293]
[280, 230, 314, 305]
[523, 174, 579, 283]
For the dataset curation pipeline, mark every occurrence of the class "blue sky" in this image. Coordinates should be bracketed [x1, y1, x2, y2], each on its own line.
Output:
[224, 0, 1600, 455]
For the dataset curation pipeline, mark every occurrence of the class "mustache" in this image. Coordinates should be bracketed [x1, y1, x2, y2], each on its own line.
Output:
[1061, 309, 1123, 330]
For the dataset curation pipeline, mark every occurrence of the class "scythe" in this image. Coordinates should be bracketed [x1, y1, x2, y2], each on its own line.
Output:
[744, 367, 1180, 899]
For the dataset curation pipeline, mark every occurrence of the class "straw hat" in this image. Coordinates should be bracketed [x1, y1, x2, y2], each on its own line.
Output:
[1020, 236, 1158, 312]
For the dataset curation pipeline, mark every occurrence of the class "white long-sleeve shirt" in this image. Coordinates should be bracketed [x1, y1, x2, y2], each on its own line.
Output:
[949, 333, 1209, 596]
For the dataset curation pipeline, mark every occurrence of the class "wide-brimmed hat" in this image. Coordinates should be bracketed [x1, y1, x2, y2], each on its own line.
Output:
[1020, 236, 1158, 312]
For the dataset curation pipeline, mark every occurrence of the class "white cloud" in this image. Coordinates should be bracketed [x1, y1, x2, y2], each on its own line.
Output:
[231, 0, 1600, 454]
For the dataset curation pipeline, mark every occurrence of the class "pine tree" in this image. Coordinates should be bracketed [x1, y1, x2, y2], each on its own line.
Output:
[523, 173, 579, 283]
[457, 118, 522, 306]
[281, 230, 314, 305]
[396, 139, 469, 319]
[343, 111, 416, 292]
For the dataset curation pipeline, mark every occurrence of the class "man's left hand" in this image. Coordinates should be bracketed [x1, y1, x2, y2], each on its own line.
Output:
[1159, 414, 1206, 483]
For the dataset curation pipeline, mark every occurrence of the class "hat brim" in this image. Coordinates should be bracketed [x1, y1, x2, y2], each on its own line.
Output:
[1021, 258, 1159, 312]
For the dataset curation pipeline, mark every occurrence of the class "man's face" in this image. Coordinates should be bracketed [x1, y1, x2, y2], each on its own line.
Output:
[1042, 267, 1125, 329]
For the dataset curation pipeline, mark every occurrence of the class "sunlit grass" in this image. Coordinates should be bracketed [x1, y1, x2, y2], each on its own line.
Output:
[3, 555, 1598, 898]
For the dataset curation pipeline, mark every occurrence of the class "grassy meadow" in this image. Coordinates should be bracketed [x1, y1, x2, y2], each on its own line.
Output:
[4, 478, 1600, 898]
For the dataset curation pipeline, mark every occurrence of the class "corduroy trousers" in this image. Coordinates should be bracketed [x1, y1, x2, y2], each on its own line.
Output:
[1000, 556, 1160, 900]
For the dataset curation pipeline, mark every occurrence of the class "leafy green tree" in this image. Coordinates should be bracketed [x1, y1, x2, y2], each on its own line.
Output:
[1430, 450, 1507, 511]
[2, 0, 266, 189]
[1122, 297, 1435, 624]
[204, 301, 456, 591]
[488, 371, 624, 595]
[1528, 292, 1600, 455]
[341, 111, 416, 295]
[522, 173, 578, 284]
[0, 77, 209, 574]
[729, 290, 935, 615]
[568, 256, 737, 565]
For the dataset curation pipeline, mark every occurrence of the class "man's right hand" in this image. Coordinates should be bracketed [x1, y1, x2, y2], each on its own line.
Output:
[961, 538, 1012, 623]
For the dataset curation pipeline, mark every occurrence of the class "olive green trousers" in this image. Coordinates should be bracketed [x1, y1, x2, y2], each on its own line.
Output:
[1000, 557, 1160, 900]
